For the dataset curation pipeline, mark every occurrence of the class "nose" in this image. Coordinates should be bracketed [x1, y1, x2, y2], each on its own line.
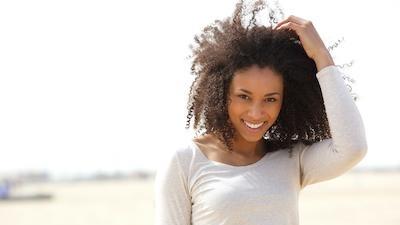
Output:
[247, 103, 267, 121]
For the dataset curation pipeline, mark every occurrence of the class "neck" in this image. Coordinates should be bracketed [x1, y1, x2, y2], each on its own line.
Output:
[231, 136, 265, 158]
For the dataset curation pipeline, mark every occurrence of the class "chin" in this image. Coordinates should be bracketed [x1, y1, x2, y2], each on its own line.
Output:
[240, 128, 269, 142]
[241, 134, 265, 143]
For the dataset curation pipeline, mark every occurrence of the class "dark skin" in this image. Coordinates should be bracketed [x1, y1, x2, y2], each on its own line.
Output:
[194, 66, 283, 166]
[193, 15, 334, 166]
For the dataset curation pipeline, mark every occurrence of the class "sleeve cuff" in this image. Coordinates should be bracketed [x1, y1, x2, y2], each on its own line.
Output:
[316, 65, 340, 80]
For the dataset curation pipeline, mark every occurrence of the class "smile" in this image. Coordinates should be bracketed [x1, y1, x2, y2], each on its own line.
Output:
[242, 120, 265, 129]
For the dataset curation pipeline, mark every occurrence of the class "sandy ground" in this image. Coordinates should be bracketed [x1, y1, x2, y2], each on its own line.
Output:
[0, 171, 399, 225]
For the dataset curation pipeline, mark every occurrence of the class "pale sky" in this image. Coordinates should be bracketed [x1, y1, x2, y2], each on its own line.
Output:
[0, 0, 399, 177]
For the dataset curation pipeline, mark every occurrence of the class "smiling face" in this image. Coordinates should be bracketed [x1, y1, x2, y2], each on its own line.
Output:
[227, 65, 284, 147]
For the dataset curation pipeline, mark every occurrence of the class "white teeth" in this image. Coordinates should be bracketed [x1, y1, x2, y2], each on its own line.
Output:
[244, 121, 264, 129]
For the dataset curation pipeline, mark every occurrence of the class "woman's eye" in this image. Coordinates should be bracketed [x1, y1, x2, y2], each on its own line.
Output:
[266, 98, 277, 102]
[238, 94, 249, 100]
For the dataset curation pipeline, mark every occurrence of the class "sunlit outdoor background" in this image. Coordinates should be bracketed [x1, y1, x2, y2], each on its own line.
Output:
[1, 0, 399, 224]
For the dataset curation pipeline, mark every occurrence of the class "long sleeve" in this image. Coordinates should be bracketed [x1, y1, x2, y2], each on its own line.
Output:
[154, 149, 192, 225]
[299, 65, 368, 188]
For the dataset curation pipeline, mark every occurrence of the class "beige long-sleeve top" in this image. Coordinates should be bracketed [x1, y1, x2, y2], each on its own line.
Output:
[154, 65, 368, 225]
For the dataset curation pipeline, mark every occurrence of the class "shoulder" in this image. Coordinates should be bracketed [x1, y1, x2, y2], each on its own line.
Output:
[282, 141, 308, 160]
[157, 139, 197, 172]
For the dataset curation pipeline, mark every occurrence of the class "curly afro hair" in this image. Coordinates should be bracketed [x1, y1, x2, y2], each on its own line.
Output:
[185, 0, 331, 153]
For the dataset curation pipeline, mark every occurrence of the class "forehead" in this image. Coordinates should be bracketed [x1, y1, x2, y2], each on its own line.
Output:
[231, 65, 283, 92]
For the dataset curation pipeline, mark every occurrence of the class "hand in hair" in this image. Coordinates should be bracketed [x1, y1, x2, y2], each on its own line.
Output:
[274, 15, 334, 71]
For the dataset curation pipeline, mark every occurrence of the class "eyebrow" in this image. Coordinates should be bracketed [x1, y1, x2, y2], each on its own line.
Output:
[238, 89, 281, 96]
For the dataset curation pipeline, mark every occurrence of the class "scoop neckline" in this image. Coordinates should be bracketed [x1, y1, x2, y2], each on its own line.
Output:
[190, 140, 269, 169]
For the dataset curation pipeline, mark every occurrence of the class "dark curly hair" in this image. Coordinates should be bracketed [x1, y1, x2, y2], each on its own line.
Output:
[185, 0, 332, 153]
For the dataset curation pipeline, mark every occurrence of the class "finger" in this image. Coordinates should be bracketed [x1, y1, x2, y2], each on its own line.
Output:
[275, 21, 302, 33]
[286, 15, 308, 24]
[274, 15, 307, 30]
[274, 18, 289, 30]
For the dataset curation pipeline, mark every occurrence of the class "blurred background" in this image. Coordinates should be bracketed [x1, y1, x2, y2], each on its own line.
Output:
[0, 0, 399, 224]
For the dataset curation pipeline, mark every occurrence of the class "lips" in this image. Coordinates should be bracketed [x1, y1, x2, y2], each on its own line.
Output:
[241, 119, 265, 132]
[244, 120, 264, 128]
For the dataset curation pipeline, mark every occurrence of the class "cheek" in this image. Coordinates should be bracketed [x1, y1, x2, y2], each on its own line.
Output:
[272, 102, 283, 118]
[227, 101, 242, 119]
[276, 101, 283, 113]
[271, 103, 282, 114]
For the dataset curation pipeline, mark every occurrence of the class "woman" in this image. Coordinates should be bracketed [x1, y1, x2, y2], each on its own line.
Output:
[155, 1, 367, 224]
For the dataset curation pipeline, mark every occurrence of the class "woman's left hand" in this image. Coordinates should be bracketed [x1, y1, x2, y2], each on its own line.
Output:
[274, 15, 334, 71]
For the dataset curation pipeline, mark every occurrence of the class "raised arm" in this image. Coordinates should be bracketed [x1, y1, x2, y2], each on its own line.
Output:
[298, 65, 367, 187]
[275, 16, 367, 188]
[154, 150, 192, 225]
